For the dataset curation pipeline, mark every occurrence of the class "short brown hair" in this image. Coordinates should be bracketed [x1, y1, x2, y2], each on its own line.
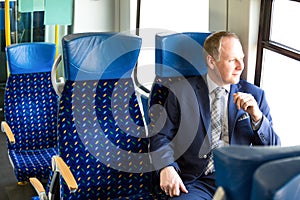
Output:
[203, 31, 240, 61]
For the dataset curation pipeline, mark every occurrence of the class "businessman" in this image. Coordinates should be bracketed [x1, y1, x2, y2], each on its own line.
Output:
[150, 31, 280, 199]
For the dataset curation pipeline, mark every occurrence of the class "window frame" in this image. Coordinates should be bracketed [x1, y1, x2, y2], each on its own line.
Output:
[255, 0, 300, 86]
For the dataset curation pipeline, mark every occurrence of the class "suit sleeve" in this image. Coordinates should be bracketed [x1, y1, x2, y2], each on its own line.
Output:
[253, 90, 281, 146]
[149, 89, 181, 172]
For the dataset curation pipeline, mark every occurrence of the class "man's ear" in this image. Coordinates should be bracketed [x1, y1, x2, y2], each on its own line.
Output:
[206, 55, 215, 70]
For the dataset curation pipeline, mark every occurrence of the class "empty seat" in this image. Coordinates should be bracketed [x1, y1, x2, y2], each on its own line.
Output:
[30, 32, 155, 199]
[2, 42, 58, 183]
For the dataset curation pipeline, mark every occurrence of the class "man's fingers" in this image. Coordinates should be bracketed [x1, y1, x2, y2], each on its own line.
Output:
[168, 181, 188, 197]
[179, 181, 188, 193]
[241, 96, 256, 111]
[234, 92, 255, 111]
[234, 95, 241, 110]
[159, 166, 188, 197]
[161, 181, 188, 197]
[233, 93, 241, 109]
[170, 184, 180, 197]
[162, 186, 171, 196]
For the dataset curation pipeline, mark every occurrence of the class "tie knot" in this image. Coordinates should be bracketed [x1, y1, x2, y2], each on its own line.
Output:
[213, 87, 225, 99]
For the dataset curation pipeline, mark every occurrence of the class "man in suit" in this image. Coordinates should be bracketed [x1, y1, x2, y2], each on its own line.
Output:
[150, 31, 280, 199]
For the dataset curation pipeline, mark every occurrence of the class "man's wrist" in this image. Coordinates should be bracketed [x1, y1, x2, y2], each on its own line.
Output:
[251, 115, 263, 130]
[251, 111, 263, 123]
[160, 163, 180, 175]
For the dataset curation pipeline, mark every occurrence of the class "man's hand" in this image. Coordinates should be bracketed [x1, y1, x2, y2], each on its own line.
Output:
[233, 92, 262, 122]
[160, 166, 188, 197]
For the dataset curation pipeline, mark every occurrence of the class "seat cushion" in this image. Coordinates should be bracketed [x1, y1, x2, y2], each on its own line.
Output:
[123, 192, 156, 200]
[60, 172, 153, 199]
[58, 80, 153, 199]
[9, 148, 57, 181]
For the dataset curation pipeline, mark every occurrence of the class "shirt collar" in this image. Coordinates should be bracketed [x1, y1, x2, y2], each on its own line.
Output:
[206, 74, 231, 94]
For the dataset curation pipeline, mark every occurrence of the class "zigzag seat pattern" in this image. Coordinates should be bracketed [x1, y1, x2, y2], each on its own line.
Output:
[58, 79, 153, 199]
[4, 71, 58, 181]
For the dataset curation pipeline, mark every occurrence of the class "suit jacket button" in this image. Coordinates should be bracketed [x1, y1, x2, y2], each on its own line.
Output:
[203, 154, 207, 159]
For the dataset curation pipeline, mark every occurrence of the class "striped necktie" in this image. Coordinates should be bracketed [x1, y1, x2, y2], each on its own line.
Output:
[205, 87, 225, 175]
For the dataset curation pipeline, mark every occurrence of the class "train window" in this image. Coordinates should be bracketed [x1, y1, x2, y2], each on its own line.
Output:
[16, 11, 45, 43]
[270, 0, 300, 51]
[256, 0, 300, 146]
[260, 49, 300, 146]
[131, 0, 209, 90]
[137, 0, 209, 32]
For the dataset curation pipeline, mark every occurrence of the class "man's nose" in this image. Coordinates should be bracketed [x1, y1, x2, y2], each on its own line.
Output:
[236, 59, 244, 70]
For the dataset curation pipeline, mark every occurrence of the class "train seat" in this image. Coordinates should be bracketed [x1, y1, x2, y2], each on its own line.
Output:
[148, 32, 211, 198]
[213, 145, 300, 200]
[1, 42, 58, 184]
[148, 31, 211, 130]
[148, 31, 211, 127]
[251, 156, 300, 200]
[30, 32, 155, 199]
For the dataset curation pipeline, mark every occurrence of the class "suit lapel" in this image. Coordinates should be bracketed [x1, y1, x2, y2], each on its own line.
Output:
[195, 78, 243, 143]
[228, 83, 241, 138]
[195, 76, 210, 140]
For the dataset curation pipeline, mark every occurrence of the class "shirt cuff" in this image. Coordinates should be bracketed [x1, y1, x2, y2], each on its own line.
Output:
[251, 115, 264, 131]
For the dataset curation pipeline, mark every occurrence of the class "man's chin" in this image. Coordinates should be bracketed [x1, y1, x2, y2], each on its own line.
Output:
[231, 77, 241, 84]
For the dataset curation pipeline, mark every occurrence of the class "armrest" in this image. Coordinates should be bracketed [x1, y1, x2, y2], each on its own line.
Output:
[29, 177, 47, 200]
[1, 121, 15, 144]
[51, 54, 65, 97]
[52, 156, 78, 192]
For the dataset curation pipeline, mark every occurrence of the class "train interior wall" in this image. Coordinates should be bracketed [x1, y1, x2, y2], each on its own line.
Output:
[0, 0, 262, 199]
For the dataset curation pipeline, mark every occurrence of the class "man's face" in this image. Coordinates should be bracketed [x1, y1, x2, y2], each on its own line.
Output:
[211, 37, 245, 86]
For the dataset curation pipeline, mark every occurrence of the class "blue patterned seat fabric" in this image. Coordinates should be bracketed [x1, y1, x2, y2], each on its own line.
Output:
[58, 32, 155, 199]
[4, 42, 58, 182]
[149, 32, 211, 133]
[148, 32, 211, 199]
[149, 32, 210, 144]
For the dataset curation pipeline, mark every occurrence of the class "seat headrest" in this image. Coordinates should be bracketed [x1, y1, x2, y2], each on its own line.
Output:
[6, 42, 56, 74]
[62, 32, 142, 81]
[155, 32, 211, 77]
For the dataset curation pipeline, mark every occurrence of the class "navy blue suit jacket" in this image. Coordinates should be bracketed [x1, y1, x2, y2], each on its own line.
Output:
[150, 75, 280, 183]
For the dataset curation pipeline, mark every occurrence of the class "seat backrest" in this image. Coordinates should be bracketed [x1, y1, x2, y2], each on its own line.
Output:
[148, 32, 210, 135]
[155, 32, 210, 78]
[58, 32, 153, 199]
[213, 145, 300, 200]
[4, 42, 58, 150]
[251, 156, 300, 200]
